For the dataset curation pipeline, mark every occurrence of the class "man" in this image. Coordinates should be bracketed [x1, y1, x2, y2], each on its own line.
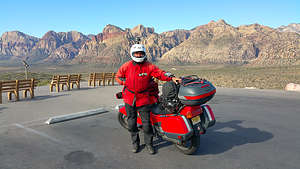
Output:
[116, 43, 180, 154]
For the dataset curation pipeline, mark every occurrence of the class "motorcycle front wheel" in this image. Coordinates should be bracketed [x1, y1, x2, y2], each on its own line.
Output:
[118, 112, 129, 130]
[175, 135, 200, 155]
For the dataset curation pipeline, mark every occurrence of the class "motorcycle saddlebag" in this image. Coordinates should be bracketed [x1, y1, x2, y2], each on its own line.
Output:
[154, 114, 194, 141]
[200, 104, 216, 128]
[178, 75, 216, 106]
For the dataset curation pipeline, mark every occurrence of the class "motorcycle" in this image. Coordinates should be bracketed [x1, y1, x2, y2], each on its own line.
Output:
[116, 76, 216, 155]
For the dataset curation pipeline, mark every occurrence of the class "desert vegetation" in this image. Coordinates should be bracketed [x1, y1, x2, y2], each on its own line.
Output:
[1, 64, 299, 89]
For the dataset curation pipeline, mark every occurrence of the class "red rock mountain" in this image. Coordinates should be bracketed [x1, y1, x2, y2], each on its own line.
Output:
[0, 21, 299, 65]
[277, 23, 300, 34]
[160, 20, 300, 65]
[0, 30, 89, 63]
[33, 31, 89, 63]
[74, 24, 190, 64]
[0, 31, 38, 60]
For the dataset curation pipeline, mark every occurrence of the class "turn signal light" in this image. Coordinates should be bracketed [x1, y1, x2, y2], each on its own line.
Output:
[186, 111, 193, 118]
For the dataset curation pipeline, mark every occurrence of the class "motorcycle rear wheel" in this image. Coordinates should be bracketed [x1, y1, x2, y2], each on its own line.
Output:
[175, 135, 200, 155]
[118, 112, 129, 130]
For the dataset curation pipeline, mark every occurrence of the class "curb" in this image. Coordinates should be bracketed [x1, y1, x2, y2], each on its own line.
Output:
[45, 108, 107, 125]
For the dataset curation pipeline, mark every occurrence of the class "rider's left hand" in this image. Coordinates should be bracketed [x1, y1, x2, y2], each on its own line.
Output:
[172, 77, 181, 84]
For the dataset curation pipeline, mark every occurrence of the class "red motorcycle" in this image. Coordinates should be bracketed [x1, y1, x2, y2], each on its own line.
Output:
[116, 76, 216, 155]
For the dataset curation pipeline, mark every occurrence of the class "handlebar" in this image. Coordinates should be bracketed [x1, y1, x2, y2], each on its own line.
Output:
[116, 92, 123, 99]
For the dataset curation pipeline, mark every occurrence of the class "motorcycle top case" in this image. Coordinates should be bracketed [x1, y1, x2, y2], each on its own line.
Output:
[178, 75, 216, 106]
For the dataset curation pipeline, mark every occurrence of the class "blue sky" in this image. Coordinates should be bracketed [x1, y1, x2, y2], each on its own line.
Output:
[0, 0, 299, 38]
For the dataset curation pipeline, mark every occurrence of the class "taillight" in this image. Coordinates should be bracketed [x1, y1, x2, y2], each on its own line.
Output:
[186, 111, 193, 119]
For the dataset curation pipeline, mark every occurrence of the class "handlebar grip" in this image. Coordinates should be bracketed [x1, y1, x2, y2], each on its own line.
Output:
[116, 92, 123, 99]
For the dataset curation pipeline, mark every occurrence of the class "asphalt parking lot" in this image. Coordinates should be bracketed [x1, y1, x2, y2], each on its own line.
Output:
[1, 83, 300, 169]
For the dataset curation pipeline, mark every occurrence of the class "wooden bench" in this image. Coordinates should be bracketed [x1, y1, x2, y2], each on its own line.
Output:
[69, 74, 81, 89]
[49, 74, 81, 92]
[88, 72, 105, 87]
[49, 75, 69, 92]
[0, 79, 37, 104]
[104, 72, 116, 86]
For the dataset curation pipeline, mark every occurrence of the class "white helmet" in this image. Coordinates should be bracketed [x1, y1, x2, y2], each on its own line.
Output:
[130, 44, 146, 63]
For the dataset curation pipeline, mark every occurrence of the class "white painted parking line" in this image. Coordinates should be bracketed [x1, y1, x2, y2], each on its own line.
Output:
[45, 108, 107, 125]
[14, 123, 63, 144]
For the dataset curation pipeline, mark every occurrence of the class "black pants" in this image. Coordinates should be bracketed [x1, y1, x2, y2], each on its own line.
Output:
[125, 103, 153, 146]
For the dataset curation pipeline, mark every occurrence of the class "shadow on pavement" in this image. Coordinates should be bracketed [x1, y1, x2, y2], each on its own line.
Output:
[0, 94, 70, 104]
[68, 86, 118, 91]
[0, 107, 7, 113]
[48, 87, 94, 92]
[70, 87, 96, 91]
[31, 94, 71, 101]
[79, 87, 95, 90]
[139, 120, 273, 155]
[153, 137, 173, 151]
[195, 120, 274, 155]
[138, 139, 173, 153]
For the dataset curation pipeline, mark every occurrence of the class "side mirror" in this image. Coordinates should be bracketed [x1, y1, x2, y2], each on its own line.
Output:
[116, 92, 123, 99]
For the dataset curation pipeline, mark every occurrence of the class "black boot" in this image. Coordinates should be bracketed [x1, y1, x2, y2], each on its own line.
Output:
[146, 144, 155, 155]
[132, 144, 140, 153]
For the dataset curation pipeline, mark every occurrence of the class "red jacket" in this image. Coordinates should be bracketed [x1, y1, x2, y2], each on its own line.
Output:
[116, 60, 172, 107]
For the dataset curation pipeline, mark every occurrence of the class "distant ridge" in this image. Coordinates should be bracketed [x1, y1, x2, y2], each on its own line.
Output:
[277, 23, 300, 34]
[0, 21, 299, 65]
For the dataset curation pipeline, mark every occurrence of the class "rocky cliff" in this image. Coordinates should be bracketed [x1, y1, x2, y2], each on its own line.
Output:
[277, 23, 300, 34]
[0, 30, 89, 63]
[74, 24, 190, 64]
[34, 31, 89, 63]
[160, 20, 300, 65]
[0, 21, 299, 65]
[0, 31, 39, 60]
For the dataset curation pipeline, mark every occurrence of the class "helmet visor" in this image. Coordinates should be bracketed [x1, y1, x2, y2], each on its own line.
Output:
[133, 51, 145, 58]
